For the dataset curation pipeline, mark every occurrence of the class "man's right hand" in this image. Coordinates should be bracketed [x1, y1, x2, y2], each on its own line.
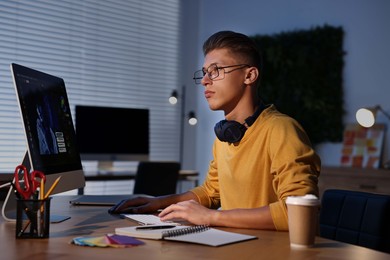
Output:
[108, 191, 198, 215]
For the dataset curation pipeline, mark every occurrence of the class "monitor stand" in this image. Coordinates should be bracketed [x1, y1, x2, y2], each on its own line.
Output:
[1, 152, 70, 223]
[97, 161, 115, 173]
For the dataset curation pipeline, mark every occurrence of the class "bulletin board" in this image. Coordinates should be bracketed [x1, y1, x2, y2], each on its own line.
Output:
[340, 123, 386, 168]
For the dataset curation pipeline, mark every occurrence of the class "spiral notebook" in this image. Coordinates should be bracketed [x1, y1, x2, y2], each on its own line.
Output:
[115, 225, 257, 247]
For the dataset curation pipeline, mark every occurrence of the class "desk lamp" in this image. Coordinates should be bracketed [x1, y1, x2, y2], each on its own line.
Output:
[356, 105, 390, 128]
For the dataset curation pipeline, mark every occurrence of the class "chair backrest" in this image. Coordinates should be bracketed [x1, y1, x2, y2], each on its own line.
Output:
[133, 161, 180, 196]
[319, 189, 390, 253]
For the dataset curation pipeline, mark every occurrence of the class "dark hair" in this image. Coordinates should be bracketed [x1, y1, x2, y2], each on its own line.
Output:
[203, 31, 263, 102]
[203, 31, 262, 71]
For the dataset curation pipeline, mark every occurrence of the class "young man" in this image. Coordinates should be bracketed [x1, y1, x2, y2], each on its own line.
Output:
[109, 31, 320, 231]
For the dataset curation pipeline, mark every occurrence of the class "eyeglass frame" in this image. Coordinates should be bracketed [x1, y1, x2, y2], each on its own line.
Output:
[193, 63, 251, 84]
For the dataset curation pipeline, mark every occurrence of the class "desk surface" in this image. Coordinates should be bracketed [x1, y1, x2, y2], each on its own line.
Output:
[1, 195, 389, 260]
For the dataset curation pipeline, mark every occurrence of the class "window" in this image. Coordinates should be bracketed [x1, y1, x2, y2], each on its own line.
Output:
[0, 0, 181, 173]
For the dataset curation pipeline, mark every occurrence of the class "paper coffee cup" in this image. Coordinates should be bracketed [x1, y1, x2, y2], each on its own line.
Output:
[286, 194, 320, 248]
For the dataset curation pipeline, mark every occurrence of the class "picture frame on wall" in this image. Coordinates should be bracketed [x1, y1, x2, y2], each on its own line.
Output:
[340, 123, 386, 169]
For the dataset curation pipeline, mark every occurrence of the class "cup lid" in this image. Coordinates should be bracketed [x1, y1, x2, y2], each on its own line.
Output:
[286, 194, 320, 206]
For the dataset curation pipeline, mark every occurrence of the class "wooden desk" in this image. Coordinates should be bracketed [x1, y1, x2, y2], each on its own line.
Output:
[1, 196, 389, 260]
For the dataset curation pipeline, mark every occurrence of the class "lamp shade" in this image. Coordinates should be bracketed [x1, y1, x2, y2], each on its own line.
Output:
[356, 107, 377, 128]
[188, 111, 197, 125]
[168, 90, 178, 105]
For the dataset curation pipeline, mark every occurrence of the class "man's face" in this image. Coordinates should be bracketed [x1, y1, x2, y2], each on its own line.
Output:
[201, 48, 248, 113]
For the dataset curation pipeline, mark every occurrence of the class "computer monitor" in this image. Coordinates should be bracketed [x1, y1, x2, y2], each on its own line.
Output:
[1, 63, 85, 221]
[75, 105, 149, 171]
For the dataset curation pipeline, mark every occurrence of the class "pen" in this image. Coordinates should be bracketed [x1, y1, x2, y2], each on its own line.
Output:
[44, 176, 61, 199]
[136, 225, 176, 230]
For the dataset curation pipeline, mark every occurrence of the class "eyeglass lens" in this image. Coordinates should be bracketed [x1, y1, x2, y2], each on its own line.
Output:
[193, 64, 219, 84]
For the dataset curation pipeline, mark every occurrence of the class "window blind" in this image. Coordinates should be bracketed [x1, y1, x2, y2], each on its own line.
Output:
[0, 0, 181, 173]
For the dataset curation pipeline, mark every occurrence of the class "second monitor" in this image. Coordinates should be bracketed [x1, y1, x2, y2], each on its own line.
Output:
[75, 105, 149, 171]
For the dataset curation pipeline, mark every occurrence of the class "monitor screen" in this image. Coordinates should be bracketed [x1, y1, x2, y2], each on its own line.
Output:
[75, 105, 149, 165]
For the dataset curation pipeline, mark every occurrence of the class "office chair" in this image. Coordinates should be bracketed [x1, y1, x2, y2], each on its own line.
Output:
[319, 189, 390, 253]
[133, 161, 180, 196]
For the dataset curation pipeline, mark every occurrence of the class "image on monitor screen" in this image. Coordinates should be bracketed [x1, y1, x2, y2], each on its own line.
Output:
[2, 63, 85, 221]
[75, 105, 149, 171]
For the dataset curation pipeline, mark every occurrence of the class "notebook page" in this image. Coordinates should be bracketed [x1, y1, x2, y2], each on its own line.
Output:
[122, 214, 181, 225]
[165, 228, 257, 247]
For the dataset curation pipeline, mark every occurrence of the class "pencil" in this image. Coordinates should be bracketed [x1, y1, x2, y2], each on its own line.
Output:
[44, 176, 61, 199]
[40, 178, 45, 200]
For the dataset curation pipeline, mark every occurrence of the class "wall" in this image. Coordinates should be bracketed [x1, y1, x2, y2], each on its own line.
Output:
[180, 0, 390, 182]
[179, 1, 201, 170]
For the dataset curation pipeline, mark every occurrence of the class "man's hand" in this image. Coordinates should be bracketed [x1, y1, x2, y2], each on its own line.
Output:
[159, 199, 276, 230]
[108, 196, 162, 214]
[108, 191, 199, 216]
[158, 200, 216, 226]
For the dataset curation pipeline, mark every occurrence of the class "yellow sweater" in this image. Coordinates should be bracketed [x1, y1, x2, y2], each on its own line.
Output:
[191, 105, 321, 231]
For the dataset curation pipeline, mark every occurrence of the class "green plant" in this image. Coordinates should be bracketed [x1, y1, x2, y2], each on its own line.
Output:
[252, 25, 345, 145]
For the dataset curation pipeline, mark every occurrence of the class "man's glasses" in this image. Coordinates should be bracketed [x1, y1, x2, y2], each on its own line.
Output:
[193, 63, 250, 84]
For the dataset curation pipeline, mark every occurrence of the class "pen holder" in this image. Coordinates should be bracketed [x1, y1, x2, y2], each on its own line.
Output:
[16, 198, 51, 239]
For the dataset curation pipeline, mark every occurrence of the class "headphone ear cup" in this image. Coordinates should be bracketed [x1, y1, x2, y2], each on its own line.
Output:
[214, 120, 246, 143]
[214, 120, 227, 142]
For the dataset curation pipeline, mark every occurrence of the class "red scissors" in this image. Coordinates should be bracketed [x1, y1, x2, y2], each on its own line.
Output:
[13, 165, 46, 199]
